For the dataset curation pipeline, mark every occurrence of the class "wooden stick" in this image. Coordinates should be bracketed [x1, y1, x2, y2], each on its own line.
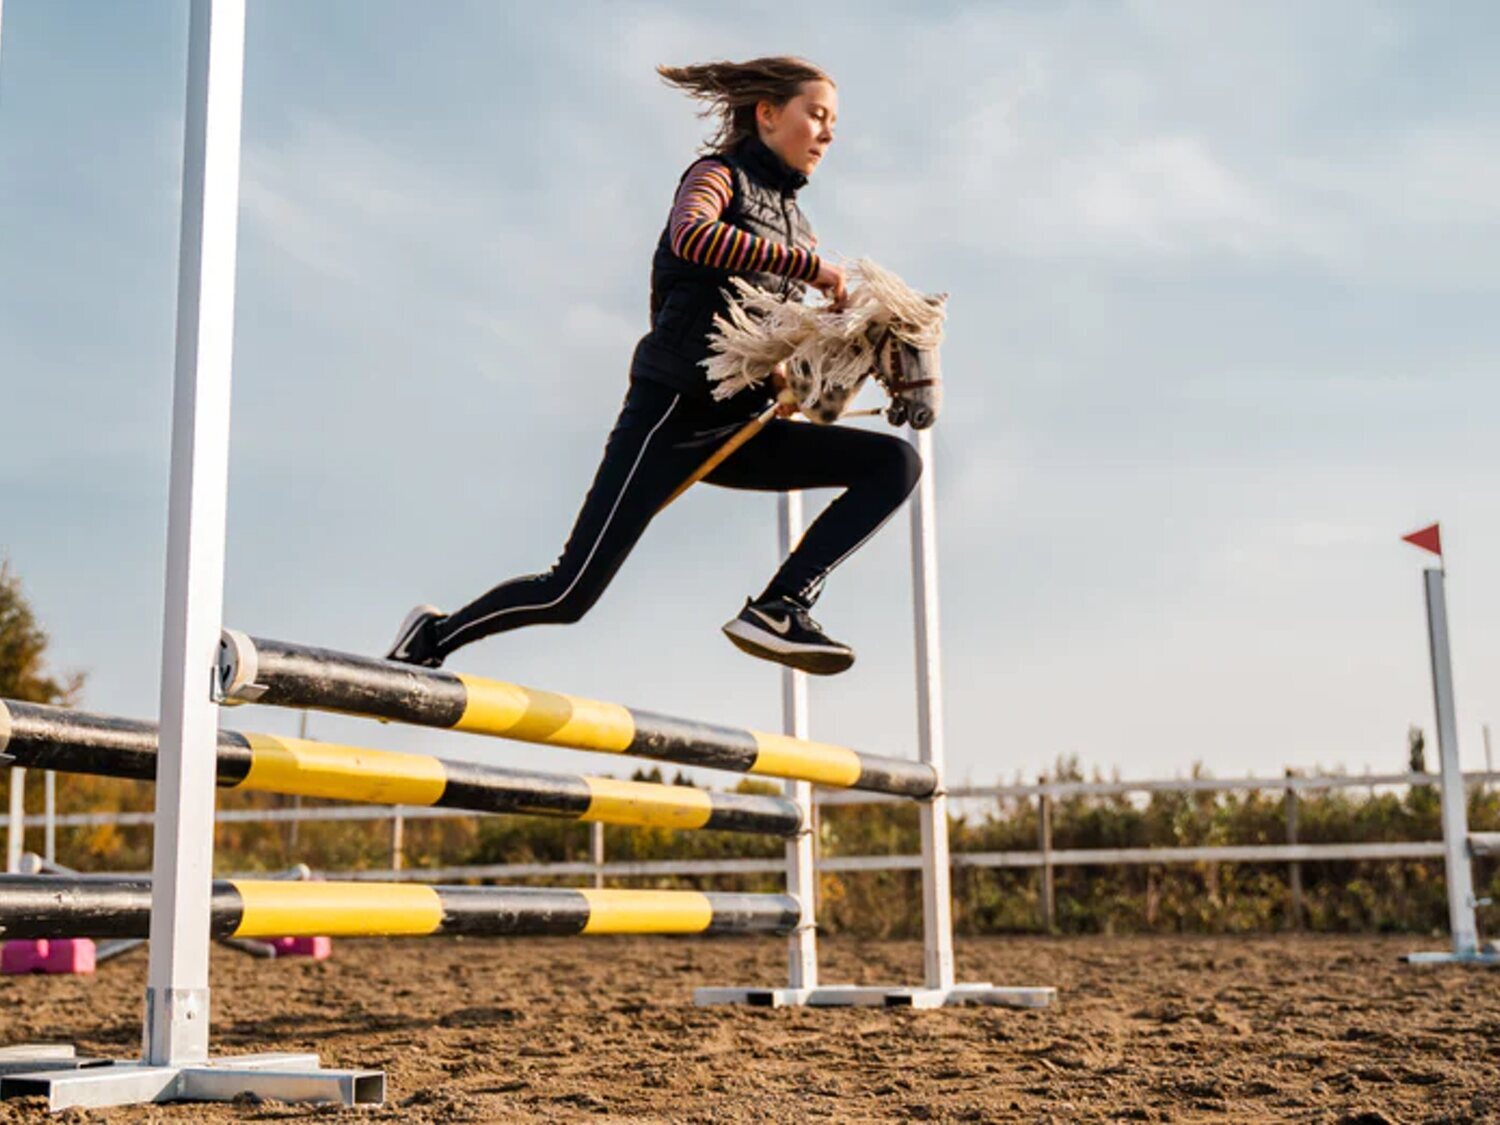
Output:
[659, 393, 793, 511]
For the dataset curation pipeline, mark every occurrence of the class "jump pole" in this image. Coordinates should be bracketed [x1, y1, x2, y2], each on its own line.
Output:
[0, 876, 800, 941]
[0, 699, 804, 837]
[1401, 555, 1498, 965]
[216, 632, 938, 797]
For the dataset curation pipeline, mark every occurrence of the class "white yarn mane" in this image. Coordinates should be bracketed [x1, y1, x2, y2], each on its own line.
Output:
[703, 258, 947, 404]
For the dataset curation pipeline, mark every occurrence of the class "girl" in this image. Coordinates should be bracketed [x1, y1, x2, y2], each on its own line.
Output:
[387, 57, 921, 676]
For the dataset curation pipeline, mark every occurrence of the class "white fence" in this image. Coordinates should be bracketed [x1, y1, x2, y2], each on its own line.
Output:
[8, 770, 1496, 909]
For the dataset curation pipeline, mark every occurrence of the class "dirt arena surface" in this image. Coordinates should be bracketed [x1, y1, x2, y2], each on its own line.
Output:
[0, 932, 1495, 1122]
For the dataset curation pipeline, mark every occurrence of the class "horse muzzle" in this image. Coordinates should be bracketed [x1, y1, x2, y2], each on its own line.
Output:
[883, 342, 943, 430]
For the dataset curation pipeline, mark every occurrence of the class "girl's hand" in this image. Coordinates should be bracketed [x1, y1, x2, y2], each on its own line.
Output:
[811, 259, 848, 309]
[770, 365, 799, 417]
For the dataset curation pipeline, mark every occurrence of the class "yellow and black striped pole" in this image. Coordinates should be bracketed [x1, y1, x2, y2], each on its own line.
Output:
[0, 876, 800, 940]
[218, 631, 937, 798]
[0, 700, 801, 837]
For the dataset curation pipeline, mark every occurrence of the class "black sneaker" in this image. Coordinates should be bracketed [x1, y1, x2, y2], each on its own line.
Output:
[385, 605, 445, 668]
[722, 596, 855, 675]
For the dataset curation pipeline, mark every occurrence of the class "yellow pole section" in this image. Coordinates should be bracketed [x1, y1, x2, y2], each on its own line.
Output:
[241, 734, 448, 805]
[582, 777, 714, 830]
[749, 732, 862, 787]
[579, 889, 715, 934]
[454, 676, 635, 751]
[232, 881, 445, 938]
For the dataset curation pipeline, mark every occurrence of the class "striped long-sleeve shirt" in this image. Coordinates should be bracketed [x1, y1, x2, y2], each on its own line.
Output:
[668, 160, 821, 282]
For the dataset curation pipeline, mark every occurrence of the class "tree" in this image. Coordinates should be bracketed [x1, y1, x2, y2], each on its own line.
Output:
[1407, 725, 1426, 774]
[0, 560, 83, 705]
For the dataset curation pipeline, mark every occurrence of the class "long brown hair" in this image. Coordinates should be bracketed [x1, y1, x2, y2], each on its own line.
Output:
[657, 57, 834, 153]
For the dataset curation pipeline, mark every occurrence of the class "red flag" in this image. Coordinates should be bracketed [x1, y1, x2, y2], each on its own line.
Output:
[1402, 523, 1442, 557]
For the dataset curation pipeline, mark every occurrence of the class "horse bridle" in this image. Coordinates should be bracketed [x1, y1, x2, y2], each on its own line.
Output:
[876, 329, 941, 393]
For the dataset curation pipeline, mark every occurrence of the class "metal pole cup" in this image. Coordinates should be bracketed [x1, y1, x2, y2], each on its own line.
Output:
[5, 768, 22, 874]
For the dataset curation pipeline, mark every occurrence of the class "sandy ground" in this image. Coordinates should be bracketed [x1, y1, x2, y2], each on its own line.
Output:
[0, 932, 1495, 1123]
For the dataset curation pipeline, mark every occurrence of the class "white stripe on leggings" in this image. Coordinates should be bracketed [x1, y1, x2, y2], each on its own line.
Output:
[440, 393, 682, 646]
[794, 487, 909, 606]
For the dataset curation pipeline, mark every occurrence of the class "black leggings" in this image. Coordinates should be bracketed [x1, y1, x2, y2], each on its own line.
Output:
[433, 379, 921, 658]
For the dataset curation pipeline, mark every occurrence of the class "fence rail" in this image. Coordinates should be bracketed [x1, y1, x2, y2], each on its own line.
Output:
[819, 770, 1500, 803]
[319, 841, 1451, 885]
[8, 770, 1496, 833]
[6, 770, 1494, 905]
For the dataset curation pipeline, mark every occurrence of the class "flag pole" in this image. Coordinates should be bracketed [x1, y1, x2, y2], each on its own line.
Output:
[1399, 522, 1497, 965]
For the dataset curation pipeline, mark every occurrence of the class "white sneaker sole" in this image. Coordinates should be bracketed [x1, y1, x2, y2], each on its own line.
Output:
[386, 604, 441, 662]
[722, 618, 855, 676]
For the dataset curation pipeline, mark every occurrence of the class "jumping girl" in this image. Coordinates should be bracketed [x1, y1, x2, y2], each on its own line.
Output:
[387, 57, 921, 676]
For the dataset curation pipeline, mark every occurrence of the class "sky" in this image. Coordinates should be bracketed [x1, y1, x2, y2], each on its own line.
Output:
[1, 1, 1498, 792]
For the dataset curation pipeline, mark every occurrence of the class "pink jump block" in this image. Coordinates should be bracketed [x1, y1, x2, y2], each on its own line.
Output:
[271, 936, 332, 960]
[2, 939, 97, 975]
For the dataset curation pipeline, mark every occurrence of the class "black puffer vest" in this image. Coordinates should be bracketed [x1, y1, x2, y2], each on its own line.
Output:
[629, 136, 818, 409]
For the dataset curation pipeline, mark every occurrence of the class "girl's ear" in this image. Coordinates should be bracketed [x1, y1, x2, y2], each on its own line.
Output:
[756, 99, 778, 131]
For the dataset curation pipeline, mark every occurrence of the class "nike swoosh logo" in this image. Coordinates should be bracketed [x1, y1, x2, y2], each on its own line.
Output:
[746, 606, 793, 636]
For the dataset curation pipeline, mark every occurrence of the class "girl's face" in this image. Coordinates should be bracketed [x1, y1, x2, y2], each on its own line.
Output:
[757, 79, 838, 176]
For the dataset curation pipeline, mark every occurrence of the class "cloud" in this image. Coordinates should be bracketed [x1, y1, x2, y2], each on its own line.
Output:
[817, 2, 1500, 286]
[239, 115, 498, 290]
[1064, 136, 1281, 256]
[7, 1, 1500, 785]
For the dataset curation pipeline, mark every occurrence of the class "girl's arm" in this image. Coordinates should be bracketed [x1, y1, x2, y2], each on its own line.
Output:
[668, 160, 822, 281]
